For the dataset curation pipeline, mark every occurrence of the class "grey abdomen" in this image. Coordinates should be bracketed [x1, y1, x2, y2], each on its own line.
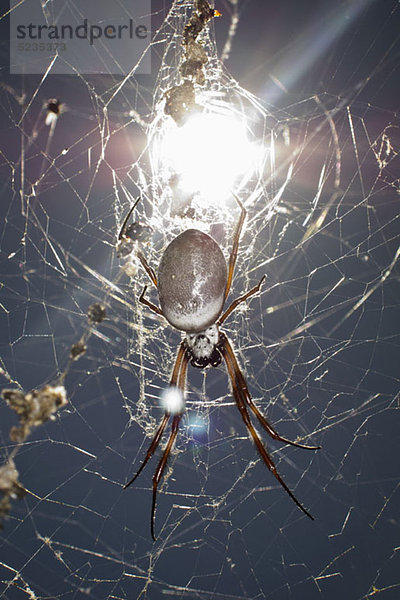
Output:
[158, 229, 227, 333]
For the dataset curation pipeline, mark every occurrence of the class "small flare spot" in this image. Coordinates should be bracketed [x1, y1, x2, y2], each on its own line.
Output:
[161, 386, 185, 415]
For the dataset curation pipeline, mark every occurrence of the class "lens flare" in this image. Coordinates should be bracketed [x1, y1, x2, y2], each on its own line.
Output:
[161, 386, 185, 415]
[187, 412, 209, 440]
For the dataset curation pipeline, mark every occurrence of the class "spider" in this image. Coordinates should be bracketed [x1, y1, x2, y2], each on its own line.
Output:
[122, 196, 319, 540]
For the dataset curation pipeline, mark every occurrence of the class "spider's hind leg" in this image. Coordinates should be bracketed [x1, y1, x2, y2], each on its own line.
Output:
[139, 285, 163, 316]
[118, 198, 157, 286]
[137, 252, 158, 288]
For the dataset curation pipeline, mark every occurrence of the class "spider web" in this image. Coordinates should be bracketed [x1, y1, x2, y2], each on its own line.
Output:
[0, 0, 399, 599]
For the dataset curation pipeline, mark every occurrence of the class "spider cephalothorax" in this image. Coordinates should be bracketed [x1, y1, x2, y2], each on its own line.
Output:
[185, 324, 222, 368]
[122, 195, 319, 540]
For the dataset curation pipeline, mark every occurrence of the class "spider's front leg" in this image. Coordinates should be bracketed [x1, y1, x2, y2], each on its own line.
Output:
[124, 342, 188, 540]
[219, 332, 319, 520]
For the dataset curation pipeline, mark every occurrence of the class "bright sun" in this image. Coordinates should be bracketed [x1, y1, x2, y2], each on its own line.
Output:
[157, 111, 261, 206]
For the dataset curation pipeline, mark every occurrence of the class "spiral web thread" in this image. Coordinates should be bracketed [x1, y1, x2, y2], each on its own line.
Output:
[0, 1, 399, 599]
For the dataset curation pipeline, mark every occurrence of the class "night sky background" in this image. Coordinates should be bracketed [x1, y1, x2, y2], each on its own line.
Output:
[0, 1, 399, 599]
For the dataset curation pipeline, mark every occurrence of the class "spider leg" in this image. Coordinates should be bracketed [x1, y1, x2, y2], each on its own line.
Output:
[151, 413, 182, 540]
[224, 193, 247, 302]
[150, 350, 188, 540]
[123, 343, 188, 540]
[124, 414, 169, 489]
[222, 334, 320, 451]
[118, 197, 140, 240]
[124, 342, 185, 489]
[137, 251, 158, 287]
[219, 276, 265, 325]
[124, 344, 185, 490]
[219, 333, 315, 520]
[139, 285, 164, 316]
[119, 198, 157, 287]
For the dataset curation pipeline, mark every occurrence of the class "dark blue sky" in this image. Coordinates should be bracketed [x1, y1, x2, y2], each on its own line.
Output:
[0, 1, 399, 599]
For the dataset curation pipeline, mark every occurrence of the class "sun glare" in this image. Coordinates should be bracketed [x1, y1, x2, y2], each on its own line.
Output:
[157, 111, 261, 206]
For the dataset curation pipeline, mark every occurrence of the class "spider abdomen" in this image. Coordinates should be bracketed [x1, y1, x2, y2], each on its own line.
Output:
[158, 229, 227, 333]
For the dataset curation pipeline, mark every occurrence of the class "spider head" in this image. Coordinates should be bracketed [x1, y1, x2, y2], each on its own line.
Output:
[185, 324, 222, 368]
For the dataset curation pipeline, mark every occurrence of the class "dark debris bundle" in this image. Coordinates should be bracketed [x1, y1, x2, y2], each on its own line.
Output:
[0, 459, 25, 528]
[164, 80, 198, 126]
[183, 0, 220, 46]
[165, 1, 220, 124]
[2, 384, 67, 443]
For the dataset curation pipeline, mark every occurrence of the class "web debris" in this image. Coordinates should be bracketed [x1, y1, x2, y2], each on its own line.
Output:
[0, 0, 399, 599]
[0, 303, 106, 527]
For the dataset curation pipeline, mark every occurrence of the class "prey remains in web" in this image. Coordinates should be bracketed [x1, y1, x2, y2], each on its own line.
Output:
[120, 195, 320, 541]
